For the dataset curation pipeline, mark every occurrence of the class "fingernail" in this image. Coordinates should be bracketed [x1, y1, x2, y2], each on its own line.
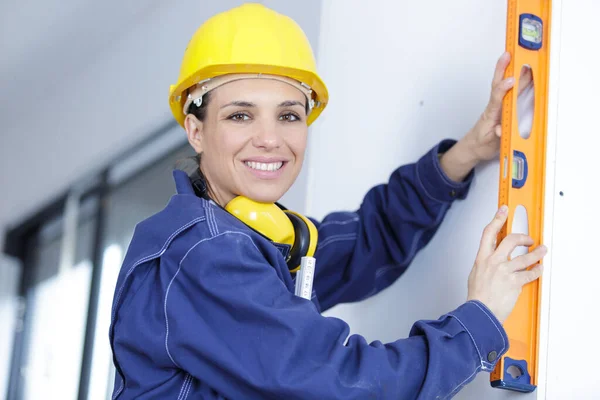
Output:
[498, 205, 508, 214]
[506, 77, 515, 85]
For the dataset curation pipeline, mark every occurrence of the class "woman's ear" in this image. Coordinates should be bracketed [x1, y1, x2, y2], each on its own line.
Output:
[184, 114, 204, 153]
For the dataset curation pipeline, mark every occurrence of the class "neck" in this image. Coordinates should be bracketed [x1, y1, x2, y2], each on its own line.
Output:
[199, 166, 235, 207]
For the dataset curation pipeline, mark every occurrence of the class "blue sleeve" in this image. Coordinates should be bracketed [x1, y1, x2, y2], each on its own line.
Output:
[165, 231, 508, 400]
[311, 139, 474, 311]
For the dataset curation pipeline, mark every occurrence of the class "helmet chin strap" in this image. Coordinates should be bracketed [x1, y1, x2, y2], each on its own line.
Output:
[182, 73, 315, 116]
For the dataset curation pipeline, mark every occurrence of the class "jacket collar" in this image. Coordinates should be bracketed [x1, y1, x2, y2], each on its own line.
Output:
[174, 168, 196, 195]
[120, 170, 207, 267]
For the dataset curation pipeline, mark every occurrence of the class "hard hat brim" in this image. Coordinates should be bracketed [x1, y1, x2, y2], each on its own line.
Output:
[169, 64, 328, 127]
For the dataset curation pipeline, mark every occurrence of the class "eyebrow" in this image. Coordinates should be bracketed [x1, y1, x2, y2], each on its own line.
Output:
[220, 100, 306, 109]
[278, 100, 305, 108]
[221, 101, 255, 109]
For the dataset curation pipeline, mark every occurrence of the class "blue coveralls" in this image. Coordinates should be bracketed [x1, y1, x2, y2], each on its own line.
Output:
[109, 139, 509, 399]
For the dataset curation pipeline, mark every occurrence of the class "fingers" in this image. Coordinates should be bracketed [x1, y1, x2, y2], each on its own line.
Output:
[492, 52, 511, 87]
[518, 66, 534, 96]
[481, 53, 517, 122]
[515, 264, 544, 286]
[489, 77, 515, 112]
[507, 245, 547, 272]
[494, 233, 535, 260]
[478, 206, 509, 258]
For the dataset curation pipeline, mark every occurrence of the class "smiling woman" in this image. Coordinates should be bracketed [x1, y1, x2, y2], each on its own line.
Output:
[184, 77, 310, 205]
[108, 3, 546, 399]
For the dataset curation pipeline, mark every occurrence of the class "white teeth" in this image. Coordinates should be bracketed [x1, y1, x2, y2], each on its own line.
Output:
[245, 161, 283, 171]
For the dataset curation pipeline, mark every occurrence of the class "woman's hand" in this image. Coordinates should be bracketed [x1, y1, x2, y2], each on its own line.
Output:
[463, 51, 533, 162]
[439, 52, 533, 182]
[466, 205, 546, 324]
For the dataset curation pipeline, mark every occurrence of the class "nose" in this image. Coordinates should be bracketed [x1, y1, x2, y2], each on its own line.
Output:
[251, 119, 282, 150]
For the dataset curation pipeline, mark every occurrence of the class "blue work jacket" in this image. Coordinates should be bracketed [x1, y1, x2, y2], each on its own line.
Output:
[109, 139, 509, 399]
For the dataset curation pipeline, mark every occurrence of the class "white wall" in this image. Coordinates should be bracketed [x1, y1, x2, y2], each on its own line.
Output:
[539, 1, 600, 398]
[310, 1, 600, 399]
[308, 1, 529, 398]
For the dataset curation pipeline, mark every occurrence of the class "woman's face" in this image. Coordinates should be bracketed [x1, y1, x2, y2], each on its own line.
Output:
[184, 78, 309, 206]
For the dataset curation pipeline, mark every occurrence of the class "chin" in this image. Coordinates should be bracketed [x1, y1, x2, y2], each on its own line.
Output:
[246, 190, 284, 204]
[242, 183, 289, 204]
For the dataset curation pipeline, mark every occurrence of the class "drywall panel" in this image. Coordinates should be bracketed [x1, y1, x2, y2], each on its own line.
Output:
[541, 1, 600, 398]
[307, 1, 536, 398]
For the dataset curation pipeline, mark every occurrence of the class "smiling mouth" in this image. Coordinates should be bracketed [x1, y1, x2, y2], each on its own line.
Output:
[244, 161, 284, 172]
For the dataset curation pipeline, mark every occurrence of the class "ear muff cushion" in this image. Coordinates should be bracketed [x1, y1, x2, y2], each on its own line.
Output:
[286, 212, 311, 272]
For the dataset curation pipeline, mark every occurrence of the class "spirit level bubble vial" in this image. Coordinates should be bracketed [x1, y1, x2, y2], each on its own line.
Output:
[520, 13, 543, 50]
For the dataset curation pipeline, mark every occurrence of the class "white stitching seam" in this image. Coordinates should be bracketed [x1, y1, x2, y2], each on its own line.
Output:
[202, 200, 217, 236]
[203, 199, 217, 236]
[206, 204, 213, 235]
[449, 314, 493, 371]
[212, 207, 219, 234]
[164, 231, 262, 368]
[208, 205, 219, 235]
[182, 375, 194, 400]
[177, 374, 191, 400]
[319, 216, 359, 228]
[110, 217, 206, 323]
[110, 216, 206, 400]
[374, 264, 394, 279]
[432, 148, 467, 191]
[112, 380, 123, 400]
[469, 301, 507, 352]
[317, 233, 357, 249]
[415, 161, 447, 204]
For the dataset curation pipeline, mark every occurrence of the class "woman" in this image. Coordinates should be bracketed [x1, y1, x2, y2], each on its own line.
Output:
[109, 3, 545, 399]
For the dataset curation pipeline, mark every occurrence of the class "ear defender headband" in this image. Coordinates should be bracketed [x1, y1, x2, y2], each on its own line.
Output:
[189, 169, 318, 273]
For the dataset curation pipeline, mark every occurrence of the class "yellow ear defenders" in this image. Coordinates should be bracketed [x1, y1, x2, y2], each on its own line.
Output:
[189, 169, 318, 273]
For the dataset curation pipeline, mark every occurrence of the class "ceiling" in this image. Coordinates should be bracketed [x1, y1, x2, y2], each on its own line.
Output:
[0, 0, 163, 123]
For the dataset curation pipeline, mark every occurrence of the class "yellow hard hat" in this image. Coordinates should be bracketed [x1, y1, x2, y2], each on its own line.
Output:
[169, 3, 329, 127]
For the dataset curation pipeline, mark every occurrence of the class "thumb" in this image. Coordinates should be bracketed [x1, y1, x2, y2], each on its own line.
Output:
[495, 124, 502, 138]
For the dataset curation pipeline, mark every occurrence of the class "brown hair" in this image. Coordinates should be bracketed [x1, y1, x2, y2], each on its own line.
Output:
[175, 91, 215, 198]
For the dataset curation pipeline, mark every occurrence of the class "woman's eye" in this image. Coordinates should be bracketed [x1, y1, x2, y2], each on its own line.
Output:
[279, 113, 300, 122]
[229, 113, 250, 121]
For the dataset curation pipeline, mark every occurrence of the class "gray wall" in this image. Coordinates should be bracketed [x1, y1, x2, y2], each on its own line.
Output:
[0, 255, 21, 398]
